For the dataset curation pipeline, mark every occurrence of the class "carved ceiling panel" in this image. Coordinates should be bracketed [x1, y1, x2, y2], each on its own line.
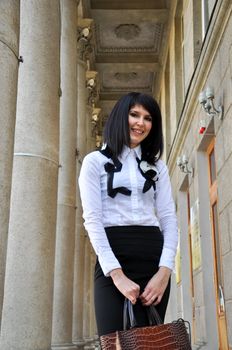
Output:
[95, 22, 163, 53]
[83, 0, 174, 119]
[101, 71, 154, 92]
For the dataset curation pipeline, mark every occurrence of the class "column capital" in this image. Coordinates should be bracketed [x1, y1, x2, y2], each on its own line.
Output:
[77, 18, 95, 62]
[86, 70, 99, 108]
[91, 107, 102, 145]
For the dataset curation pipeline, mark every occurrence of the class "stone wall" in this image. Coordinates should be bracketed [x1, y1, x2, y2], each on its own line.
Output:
[163, 0, 232, 348]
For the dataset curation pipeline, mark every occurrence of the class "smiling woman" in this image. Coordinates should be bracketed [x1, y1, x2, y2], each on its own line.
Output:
[78, 92, 178, 338]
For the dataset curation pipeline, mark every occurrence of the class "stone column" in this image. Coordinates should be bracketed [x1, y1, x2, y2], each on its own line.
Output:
[0, 0, 20, 325]
[0, 1, 60, 349]
[73, 19, 94, 349]
[89, 250, 97, 346]
[72, 59, 88, 350]
[86, 104, 93, 153]
[83, 239, 93, 348]
[51, 1, 78, 349]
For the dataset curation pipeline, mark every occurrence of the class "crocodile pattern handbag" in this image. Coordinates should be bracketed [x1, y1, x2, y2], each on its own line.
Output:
[100, 299, 191, 350]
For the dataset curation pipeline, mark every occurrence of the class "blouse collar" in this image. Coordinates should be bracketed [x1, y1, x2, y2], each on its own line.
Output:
[119, 144, 142, 161]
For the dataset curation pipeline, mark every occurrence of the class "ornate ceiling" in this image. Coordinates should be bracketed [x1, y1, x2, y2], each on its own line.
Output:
[82, 0, 175, 120]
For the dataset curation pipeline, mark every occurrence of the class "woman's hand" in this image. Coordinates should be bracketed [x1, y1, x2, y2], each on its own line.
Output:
[110, 268, 140, 304]
[139, 267, 171, 306]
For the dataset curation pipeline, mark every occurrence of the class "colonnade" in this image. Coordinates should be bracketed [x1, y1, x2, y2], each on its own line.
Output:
[0, 1, 101, 349]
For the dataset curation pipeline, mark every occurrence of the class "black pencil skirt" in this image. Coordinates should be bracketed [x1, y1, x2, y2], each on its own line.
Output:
[94, 226, 171, 337]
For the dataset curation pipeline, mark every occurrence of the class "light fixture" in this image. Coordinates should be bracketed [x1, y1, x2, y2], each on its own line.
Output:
[198, 86, 223, 120]
[176, 155, 194, 177]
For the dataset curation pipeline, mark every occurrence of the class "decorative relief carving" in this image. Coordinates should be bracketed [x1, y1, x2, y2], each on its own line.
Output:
[101, 72, 155, 92]
[77, 25, 93, 61]
[91, 108, 102, 139]
[86, 82, 98, 107]
[114, 24, 141, 41]
[102, 86, 151, 92]
[86, 71, 99, 107]
[95, 23, 163, 53]
[114, 72, 137, 82]
[96, 134, 102, 149]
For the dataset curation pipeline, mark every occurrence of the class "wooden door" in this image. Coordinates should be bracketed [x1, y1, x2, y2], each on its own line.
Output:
[207, 139, 229, 350]
[187, 190, 196, 341]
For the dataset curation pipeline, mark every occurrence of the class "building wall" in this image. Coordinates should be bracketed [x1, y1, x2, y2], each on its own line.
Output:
[162, 0, 232, 349]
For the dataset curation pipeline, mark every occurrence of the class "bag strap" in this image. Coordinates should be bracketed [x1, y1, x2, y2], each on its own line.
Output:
[123, 299, 137, 330]
[123, 299, 163, 330]
[146, 304, 163, 326]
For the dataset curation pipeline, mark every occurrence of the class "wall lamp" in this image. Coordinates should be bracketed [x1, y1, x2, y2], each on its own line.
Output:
[177, 155, 194, 177]
[198, 87, 223, 120]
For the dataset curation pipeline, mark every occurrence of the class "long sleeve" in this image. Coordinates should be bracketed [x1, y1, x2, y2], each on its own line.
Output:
[155, 162, 178, 270]
[78, 153, 121, 276]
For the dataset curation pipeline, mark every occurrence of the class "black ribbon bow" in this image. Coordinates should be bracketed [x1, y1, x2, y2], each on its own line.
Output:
[136, 157, 158, 193]
[99, 146, 158, 198]
[100, 146, 131, 198]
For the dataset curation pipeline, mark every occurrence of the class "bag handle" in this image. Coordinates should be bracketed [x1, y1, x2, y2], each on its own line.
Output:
[146, 304, 163, 326]
[123, 299, 163, 330]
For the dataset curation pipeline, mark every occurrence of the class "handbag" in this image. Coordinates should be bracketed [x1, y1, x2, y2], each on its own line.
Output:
[100, 299, 192, 350]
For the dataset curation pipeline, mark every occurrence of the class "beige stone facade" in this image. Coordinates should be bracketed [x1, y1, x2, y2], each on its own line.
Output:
[0, 0, 231, 349]
[162, 1, 232, 349]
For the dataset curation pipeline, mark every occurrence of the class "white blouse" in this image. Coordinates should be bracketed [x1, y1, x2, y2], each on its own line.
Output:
[78, 145, 178, 276]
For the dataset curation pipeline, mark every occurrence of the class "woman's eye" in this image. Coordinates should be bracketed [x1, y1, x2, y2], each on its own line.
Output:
[129, 112, 152, 122]
[129, 112, 138, 117]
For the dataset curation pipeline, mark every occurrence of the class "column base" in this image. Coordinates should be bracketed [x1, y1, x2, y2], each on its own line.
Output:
[73, 338, 100, 350]
[84, 338, 100, 350]
[84, 345, 98, 350]
[51, 344, 78, 350]
[72, 340, 86, 350]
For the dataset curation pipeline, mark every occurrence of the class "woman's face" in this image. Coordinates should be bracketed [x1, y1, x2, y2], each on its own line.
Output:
[128, 104, 152, 148]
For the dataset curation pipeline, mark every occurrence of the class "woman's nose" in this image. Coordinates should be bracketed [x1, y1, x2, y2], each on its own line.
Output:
[136, 117, 144, 125]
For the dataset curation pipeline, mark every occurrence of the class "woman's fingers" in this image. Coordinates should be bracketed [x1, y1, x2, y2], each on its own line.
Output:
[125, 281, 140, 304]
[139, 268, 171, 305]
[141, 293, 159, 306]
[140, 287, 163, 305]
[124, 281, 140, 303]
[111, 270, 140, 303]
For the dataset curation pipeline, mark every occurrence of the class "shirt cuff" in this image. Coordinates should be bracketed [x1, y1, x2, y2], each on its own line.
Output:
[159, 246, 176, 271]
[98, 253, 122, 277]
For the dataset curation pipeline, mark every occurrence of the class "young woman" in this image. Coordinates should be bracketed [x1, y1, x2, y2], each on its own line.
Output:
[79, 92, 178, 337]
